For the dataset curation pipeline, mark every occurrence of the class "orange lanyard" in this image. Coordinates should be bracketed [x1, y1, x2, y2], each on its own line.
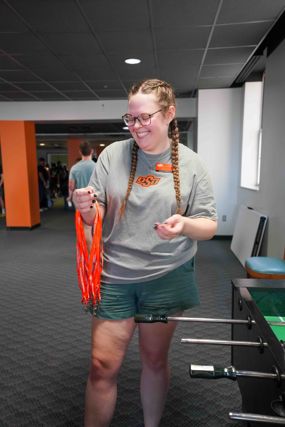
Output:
[75, 204, 103, 306]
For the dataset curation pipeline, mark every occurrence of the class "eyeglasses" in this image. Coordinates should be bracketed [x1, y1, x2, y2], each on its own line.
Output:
[122, 109, 162, 127]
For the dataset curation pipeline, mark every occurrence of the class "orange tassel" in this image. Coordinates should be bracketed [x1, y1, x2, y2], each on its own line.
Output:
[75, 204, 103, 306]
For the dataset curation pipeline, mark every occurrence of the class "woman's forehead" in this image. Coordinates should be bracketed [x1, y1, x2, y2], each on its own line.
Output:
[128, 92, 159, 111]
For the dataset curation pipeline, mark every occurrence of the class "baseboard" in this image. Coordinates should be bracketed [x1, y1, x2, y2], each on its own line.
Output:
[6, 223, 41, 230]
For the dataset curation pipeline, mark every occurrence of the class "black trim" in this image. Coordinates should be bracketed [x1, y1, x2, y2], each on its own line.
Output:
[232, 9, 285, 87]
[212, 235, 232, 240]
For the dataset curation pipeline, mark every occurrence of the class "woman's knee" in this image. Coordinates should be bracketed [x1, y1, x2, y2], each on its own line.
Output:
[140, 349, 169, 371]
[89, 354, 121, 383]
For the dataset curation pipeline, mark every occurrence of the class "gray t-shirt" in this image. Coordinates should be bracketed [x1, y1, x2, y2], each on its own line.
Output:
[89, 139, 217, 284]
[69, 159, 96, 189]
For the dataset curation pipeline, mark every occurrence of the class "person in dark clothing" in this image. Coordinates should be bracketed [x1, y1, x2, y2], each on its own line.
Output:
[38, 157, 49, 210]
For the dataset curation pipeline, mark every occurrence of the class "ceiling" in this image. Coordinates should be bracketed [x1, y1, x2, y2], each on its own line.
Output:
[0, 0, 285, 142]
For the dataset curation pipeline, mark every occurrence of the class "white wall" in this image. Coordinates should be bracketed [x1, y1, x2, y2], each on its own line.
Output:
[237, 39, 285, 257]
[0, 98, 196, 121]
[197, 88, 243, 235]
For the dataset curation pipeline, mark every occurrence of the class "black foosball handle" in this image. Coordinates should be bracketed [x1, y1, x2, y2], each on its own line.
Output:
[134, 314, 168, 323]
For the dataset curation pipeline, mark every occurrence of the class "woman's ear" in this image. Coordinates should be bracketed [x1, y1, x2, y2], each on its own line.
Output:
[166, 105, 176, 123]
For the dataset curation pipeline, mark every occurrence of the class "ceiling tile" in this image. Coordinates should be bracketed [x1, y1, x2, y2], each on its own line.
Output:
[198, 76, 237, 89]
[200, 64, 243, 78]
[51, 81, 90, 91]
[32, 67, 78, 81]
[28, 91, 68, 100]
[156, 27, 211, 50]
[49, 91, 97, 100]
[86, 80, 124, 91]
[92, 89, 126, 99]
[204, 47, 254, 64]
[0, 2, 27, 32]
[211, 21, 274, 47]
[0, 90, 38, 100]
[79, 0, 149, 31]
[0, 69, 41, 82]
[158, 50, 204, 66]
[0, 33, 47, 53]
[107, 53, 157, 79]
[158, 53, 201, 74]
[59, 54, 110, 70]
[98, 30, 153, 54]
[218, 0, 285, 23]
[0, 55, 23, 69]
[8, 0, 89, 32]
[15, 53, 68, 70]
[16, 81, 58, 91]
[152, 0, 221, 27]
[0, 82, 18, 90]
[41, 33, 102, 56]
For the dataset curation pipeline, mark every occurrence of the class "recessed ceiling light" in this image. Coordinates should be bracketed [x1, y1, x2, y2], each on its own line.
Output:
[125, 58, 141, 65]
[99, 143, 105, 147]
[40, 143, 45, 146]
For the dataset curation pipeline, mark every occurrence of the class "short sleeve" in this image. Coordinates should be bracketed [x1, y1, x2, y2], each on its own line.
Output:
[69, 166, 75, 181]
[88, 149, 110, 207]
[184, 160, 217, 220]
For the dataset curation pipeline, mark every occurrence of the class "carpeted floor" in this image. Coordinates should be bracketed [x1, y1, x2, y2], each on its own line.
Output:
[0, 206, 246, 426]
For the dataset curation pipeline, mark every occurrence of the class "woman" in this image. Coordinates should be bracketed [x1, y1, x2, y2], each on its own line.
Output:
[73, 79, 217, 427]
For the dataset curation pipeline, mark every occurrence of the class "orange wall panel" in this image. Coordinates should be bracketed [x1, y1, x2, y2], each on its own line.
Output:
[0, 121, 40, 228]
[67, 138, 81, 170]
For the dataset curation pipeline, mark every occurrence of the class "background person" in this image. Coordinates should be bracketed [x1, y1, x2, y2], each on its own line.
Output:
[73, 79, 217, 427]
[38, 157, 49, 211]
[68, 141, 96, 250]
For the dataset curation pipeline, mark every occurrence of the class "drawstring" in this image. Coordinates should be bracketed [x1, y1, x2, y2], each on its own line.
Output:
[75, 204, 103, 306]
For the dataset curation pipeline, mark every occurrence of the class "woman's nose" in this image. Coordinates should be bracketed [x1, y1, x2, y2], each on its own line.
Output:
[133, 118, 143, 129]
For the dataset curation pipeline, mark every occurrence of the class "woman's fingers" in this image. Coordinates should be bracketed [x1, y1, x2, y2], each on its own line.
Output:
[73, 186, 96, 211]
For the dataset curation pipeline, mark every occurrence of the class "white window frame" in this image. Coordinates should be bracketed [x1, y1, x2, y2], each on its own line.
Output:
[240, 81, 264, 191]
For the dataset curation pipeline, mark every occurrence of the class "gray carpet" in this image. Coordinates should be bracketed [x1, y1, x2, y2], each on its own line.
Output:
[0, 207, 246, 426]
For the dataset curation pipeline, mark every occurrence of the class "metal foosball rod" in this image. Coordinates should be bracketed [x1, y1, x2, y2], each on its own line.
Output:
[229, 412, 285, 424]
[181, 338, 268, 348]
[134, 314, 285, 326]
[189, 364, 285, 381]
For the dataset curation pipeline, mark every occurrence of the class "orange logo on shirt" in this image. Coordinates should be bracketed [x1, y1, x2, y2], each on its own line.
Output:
[136, 175, 160, 187]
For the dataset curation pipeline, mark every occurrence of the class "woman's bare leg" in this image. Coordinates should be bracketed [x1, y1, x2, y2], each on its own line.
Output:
[138, 312, 182, 427]
[85, 317, 136, 427]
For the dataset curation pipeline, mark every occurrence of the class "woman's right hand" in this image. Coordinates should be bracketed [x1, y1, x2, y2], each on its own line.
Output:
[73, 186, 97, 214]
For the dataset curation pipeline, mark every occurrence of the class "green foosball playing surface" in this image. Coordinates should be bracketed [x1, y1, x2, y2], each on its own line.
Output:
[249, 288, 285, 341]
[264, 315, 285, 341]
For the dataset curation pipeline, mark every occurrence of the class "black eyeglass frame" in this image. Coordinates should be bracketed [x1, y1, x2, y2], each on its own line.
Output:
[122, 109, 162, 127]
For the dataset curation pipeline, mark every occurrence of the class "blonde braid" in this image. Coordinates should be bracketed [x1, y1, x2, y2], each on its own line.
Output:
[170, 119, 182, 214]
[120, 141, 139, 217]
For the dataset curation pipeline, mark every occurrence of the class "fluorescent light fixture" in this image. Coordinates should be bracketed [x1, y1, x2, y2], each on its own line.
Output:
[125, 58, 141, 65]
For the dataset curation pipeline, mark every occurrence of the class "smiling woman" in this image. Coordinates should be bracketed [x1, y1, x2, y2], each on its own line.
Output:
[73, 78, 217, 427]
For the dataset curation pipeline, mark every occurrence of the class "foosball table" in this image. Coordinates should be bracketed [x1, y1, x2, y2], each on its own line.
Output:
[135, 279, 285, 425]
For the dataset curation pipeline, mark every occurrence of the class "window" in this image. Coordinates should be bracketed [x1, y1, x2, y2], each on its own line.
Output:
[240, 81, 263, 190]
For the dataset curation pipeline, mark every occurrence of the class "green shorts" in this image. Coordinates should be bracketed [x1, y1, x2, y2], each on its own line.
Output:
[94, 258, 199, 320]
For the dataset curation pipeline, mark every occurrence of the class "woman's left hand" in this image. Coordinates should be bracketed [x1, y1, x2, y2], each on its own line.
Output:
[154, 214, 184, 240]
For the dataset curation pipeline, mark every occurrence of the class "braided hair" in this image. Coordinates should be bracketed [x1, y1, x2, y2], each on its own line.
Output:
[120, 79, 182, 216]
